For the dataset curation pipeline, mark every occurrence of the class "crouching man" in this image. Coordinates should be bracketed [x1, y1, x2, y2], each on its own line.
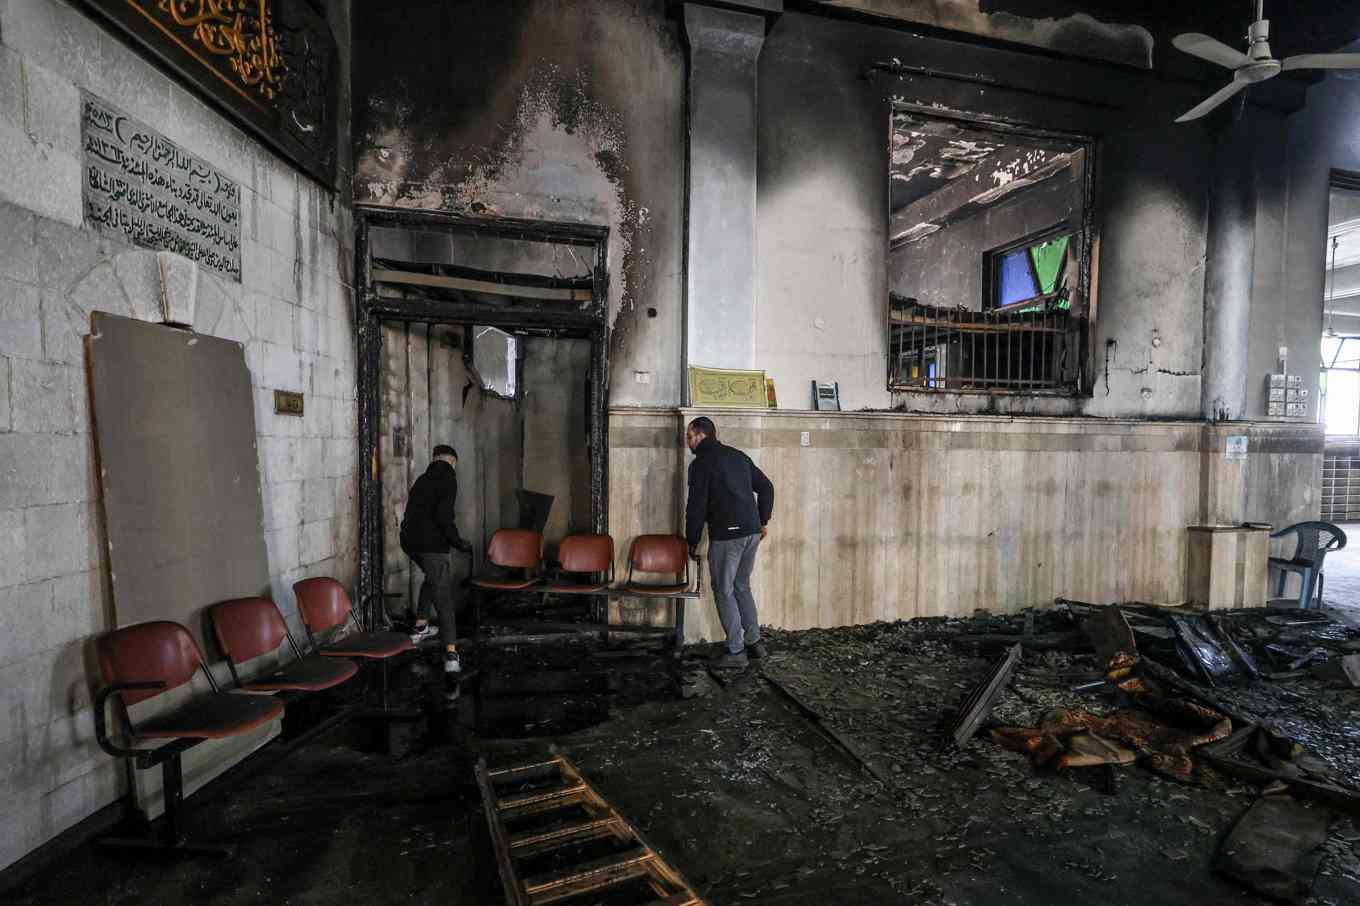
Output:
[684, 417, 774, 668]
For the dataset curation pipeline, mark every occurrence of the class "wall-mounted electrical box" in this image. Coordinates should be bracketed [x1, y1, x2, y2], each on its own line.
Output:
[1265, 373, 1309, 419]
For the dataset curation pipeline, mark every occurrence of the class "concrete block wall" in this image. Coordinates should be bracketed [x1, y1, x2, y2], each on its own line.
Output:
[0, 0, 355, 872]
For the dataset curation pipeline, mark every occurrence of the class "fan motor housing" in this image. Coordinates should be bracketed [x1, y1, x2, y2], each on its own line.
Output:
[1238, 60, 1281, 83]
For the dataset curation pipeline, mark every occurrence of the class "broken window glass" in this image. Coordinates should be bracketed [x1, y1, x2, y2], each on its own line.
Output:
[473, 326, 518, 399]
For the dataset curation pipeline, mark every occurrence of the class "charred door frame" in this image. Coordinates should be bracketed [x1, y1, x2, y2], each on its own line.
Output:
[354, 205, 610, 616]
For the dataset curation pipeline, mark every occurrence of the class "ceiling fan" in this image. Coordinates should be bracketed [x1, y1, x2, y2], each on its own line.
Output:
[1172, 0, 1360, 122]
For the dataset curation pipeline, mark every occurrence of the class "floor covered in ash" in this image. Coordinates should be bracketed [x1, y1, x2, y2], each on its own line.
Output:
[9, 607, 1360, 906]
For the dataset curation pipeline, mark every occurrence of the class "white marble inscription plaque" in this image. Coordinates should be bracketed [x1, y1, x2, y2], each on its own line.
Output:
[81, 93, 241, 281]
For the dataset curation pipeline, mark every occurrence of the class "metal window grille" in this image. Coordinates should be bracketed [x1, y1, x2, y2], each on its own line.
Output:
[888, 296, 1081, 392]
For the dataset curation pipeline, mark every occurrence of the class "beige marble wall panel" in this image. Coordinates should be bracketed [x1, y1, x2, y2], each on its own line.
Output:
[607, 409, 1318, 643]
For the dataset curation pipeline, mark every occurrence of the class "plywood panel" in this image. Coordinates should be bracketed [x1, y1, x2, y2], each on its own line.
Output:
[88, 312, 269, 651]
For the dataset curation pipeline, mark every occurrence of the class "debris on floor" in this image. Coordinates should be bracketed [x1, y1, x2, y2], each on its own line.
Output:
[1216, 793, 1333, 905]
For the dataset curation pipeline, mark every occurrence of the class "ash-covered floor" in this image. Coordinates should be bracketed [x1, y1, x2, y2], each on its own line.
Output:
[9, 608, 1360, 906]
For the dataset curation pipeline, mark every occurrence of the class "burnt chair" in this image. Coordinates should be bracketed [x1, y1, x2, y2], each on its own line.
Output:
[540, 533, 615, 623]
[468, 529, 544, 632]
[614, 534, 703, 649]
[94, 620, 284, 853]
[292, 577, 414, 710]
[209, 596, 358, 693]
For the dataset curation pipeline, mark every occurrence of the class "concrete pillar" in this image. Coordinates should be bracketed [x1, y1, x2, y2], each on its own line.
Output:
[683, 3, 768, 379]
[1201, 119, 1258, 421]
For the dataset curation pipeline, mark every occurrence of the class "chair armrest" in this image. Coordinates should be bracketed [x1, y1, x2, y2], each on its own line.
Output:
[94, 682, 166, 759]
[1269, 526, 1299, 540]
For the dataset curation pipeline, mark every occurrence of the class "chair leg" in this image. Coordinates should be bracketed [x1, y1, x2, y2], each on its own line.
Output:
[1299, 568, 1315, 610]
[674, 598, 686, 651]
[380, 659, 390, 712]
[1276, 570, 1288, 598]
[98, 753, 233, 856]
[1317, 572, 1325, 609]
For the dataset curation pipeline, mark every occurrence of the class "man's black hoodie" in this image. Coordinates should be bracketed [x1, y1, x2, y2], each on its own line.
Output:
[401, 460, 463, 554]
[685, 437, 774, 549]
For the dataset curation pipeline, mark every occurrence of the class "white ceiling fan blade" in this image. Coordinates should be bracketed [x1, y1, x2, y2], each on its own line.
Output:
[1283, 53, 1360, 71]
[1175, 78, 1248, 123]
[1173, 33, 1251, 69]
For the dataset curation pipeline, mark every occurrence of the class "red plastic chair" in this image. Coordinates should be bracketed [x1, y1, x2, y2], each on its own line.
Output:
[615, 535, 702, 649]
[468, 529, 544, 633]
[210, 596, 358, 692]
[540, 533, 615, 623]
[94, 620, 283, 852]
[293, 578, 414, 710]
[469, 529, 544, 591]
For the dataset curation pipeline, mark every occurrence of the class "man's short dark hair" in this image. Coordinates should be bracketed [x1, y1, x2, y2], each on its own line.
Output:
[688, 417, 717, 440]
[433, 444, 458, 459]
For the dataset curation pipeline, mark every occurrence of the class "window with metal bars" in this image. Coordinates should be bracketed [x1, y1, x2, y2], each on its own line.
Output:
[886, 109, 1092, 395]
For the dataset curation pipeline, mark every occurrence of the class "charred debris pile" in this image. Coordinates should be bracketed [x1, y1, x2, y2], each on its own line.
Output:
[932, 599, 1360, 904]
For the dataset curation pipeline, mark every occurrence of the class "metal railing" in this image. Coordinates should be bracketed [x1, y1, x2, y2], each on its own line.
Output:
[888, 297, 1079, 393]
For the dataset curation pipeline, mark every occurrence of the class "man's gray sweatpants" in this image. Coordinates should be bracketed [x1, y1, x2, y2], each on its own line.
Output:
[708, 533, 762, 655]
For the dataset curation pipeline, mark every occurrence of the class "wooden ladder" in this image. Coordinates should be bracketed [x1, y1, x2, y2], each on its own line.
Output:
[475, 750, 706, 906]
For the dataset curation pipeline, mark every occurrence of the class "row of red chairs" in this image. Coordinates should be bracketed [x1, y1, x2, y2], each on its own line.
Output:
[468, 531, 702, 644]
[92, 578, 409, 852]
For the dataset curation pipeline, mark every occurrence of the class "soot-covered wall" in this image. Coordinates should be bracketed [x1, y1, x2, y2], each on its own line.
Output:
[353, 1, 685, 408]
[353, 1, 1344, 418]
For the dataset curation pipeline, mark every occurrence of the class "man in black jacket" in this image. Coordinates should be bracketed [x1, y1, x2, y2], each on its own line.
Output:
[685, 417, 774, 668]
[400, 445, 472, 673]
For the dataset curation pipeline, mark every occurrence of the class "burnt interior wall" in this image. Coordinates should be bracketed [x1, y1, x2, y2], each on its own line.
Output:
[353, 2, 1352, 420]
[522, 337, 593, 552]
[378, 322, 592, 606]
[757, 9, 1219, 416]
[353, 1, 685, 407]
[889, 170, 1079, 309]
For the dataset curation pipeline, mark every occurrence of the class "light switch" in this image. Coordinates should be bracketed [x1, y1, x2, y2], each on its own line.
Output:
[634, 371, 651, 384]
[800, 431, 810, 447]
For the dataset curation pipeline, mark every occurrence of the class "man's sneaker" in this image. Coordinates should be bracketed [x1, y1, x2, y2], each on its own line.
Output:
[746, 641, 769, 659]
[710, 650, 749, 670]
[444, 647, 462, 675]
[409, 622, 438, 645]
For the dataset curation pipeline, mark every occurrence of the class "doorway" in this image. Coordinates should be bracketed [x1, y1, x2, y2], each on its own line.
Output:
[354, 207, 610, 627]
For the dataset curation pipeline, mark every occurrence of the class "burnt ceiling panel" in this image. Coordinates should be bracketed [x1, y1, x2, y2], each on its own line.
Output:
[813, 1, 1360, 71]
[890, 112, 1071, 213]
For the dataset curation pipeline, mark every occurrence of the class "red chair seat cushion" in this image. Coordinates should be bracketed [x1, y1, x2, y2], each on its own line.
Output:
[619, 582, 693, 597]
[135, 692, 283, 740]
[544, 581, 608, 595]
[242, 655, 358, 692]
[322, 631, 414, 659]
[469, 577, 540, 590]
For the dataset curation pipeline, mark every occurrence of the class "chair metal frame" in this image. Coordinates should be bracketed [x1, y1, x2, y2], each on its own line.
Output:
[93, 623, 281, 855]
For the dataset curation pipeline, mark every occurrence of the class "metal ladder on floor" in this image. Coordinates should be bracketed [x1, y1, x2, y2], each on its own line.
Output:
[475, 749, 706, 906]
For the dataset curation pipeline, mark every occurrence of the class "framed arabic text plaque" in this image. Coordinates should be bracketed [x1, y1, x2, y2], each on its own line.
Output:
[80, 0, 338, 185]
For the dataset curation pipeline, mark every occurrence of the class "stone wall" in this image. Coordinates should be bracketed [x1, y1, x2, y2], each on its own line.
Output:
[0, 0, 354, 872]
[609, 408, 1323, 643]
